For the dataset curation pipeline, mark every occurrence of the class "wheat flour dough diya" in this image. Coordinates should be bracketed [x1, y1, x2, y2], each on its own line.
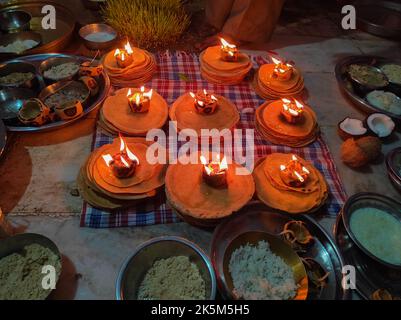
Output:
[255, 98, 319, 147]
[99, 87, 168, 136]
[199, 38, 252, 85]
[253, 153, 328, 214]
[165, 153, 255, 227]
[77, 135, 167, 210]
[253, 56, 305, 100]
[101, 41, 157, 87]
[169, 90, 240, 136]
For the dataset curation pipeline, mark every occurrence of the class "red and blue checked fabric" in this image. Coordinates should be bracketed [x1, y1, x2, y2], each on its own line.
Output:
[80, 51, 347, 228]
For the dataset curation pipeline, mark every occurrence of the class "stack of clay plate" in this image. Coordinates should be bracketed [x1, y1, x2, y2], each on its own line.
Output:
[253, 63, 304, 100]
[253, 153, 328, 214]
[77, 137, 167, 211]
[255, 100, 319, 147]
[165, 153, 255, 228]
[101, 47, 157, 87]
[199, 46, 252, 85]
[170, 92, 240, 136]
[98, 88, 168, 136]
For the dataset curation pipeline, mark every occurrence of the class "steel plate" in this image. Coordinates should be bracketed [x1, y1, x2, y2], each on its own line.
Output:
[334, 211, 401, 300]
[355, 0, 401, 39]
[0, 53, 110, 132]
[0, 1, 75, 59]
[211, 202, 350, 300]
[335, 55, 401, 121]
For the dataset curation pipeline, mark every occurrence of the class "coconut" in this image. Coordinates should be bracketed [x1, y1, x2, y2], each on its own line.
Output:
[356, 136, 382, 161]
[341, 138, 369, 168]
[365, 113, 395, 138]
[338, 117, 367, 141]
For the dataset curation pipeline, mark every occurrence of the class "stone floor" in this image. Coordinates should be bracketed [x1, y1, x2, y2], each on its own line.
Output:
[1, 2, 401, 300]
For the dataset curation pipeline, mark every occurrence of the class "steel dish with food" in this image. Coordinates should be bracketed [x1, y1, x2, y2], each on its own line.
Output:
[79, 23, 117, 50]
[0, 32, 42, 55]
[116, 236, 216, 300]
[39, 56, 80, 83]
[223, 231, 308, 300]
[342, 192, 401, 269]
[347, 64, 389, 90]
[0, 61, 38, 90]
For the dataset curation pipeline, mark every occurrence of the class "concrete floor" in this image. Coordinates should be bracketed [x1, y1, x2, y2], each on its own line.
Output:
[1, 2, 401, 300]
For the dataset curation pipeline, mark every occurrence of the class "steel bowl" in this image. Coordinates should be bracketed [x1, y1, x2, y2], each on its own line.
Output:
[0, 233, 62, 300]
[0, 9, 31, 33]
[222, 231, 308, 300]
[386, 147, 401, 193]
[0, 61, 39, 90]
[0, 31, 42, 56]
[0, 87, 35, 120]
[347, 64, 389, 92]
[116, 236, 217, 300]
[342, 192, 401, 270]
[39, 56, 80, 84]
[79, 23, 117, 50]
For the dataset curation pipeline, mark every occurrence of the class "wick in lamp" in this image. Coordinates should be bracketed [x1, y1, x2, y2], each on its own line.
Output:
[280, 98, 304, 124]
[220, 38, 238, 62]
[272, 57, 294, 81]
[127, 86, 153, 113]
[114, 41, 134, 68]
[189, 90, 218, 114]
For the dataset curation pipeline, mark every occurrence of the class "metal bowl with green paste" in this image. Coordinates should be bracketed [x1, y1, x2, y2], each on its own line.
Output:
[348, 64, 389, 89]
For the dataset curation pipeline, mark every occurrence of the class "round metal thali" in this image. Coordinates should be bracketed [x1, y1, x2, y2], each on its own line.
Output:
[355, 0, 401, 39]
[0, 1, 75, 59]
[0, 53, 110, 132]
[211, 202, 350, 300]
[334, 211, 401, 300]
[335, 55, 401, 121]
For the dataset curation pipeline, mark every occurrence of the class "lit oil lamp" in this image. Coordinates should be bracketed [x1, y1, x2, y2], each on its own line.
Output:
[189, 90, 218, 114]
[102, 135, 139, 179]
[200, 154, 228, 188]
[280, 155, 310, 187]
[220, 38, 238, 62]
[114, 41, 134, 68]
[271, 57, 294, 81]
[280, 98, 304, 124]
[127, 86, 153, 113]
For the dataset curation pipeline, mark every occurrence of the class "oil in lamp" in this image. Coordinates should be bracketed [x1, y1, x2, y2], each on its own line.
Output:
[114, 41, 134, 68]
[127, 86, 153, 113]
[280, 98, 304, 124]
[220, 38, 238, 62]
[200, 154, 228, 188]
[102, 135, 139, 179]
[271, 57, 294, 81]
[280, 155, 310, 187]
[189, 90, 218, 114]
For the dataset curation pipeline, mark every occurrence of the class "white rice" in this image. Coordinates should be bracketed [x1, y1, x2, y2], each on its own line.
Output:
[229, 240, 297, 300]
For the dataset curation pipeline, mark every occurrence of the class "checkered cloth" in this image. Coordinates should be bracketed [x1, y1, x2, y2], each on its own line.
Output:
[80, 51, 347, 228]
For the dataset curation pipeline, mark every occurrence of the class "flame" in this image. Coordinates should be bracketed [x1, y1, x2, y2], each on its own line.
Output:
[302, 166, 310, 174]
[280, 165, 286, 171]
[272, 56, 281, 65]
[119, 134, 139, 164]
[219, 156, 228, 171]
[220, 38, 236, 49]
[127, 88, 132, 97]
[124, 41, 133, 55]
[121, 53, 125, 61]
[294, 99, 304, 110]
[114, 49, 120, 57]
[189, 92, 195, 99]
[143, 88, 153, 99]
[203, 89, 207, 95]
[135, 94, 140, 106]
[294, 171, 305, 183]
[292, 155, 298, 161]
[200, 155, 227, 176]
[211, 95, 217, 101]
[102, 154, 113, 167]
